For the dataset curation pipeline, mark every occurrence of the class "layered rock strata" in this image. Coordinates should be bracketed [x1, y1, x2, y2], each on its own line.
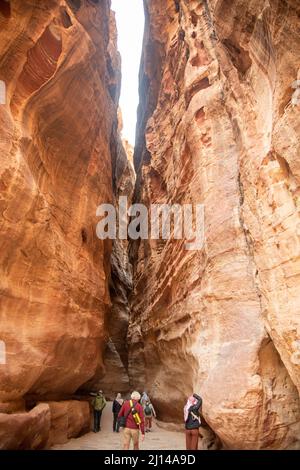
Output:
[129, 0, 300, 449]
[97, 131, 135, 398]
[0, 0, 122, 447]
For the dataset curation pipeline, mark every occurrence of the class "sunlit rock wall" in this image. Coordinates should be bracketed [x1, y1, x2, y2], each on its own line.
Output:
[0, 0, 121, 447]
[129, 0, 300, 449]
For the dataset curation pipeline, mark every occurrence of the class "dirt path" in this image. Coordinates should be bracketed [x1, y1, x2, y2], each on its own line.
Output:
[52, 402, 186, 450]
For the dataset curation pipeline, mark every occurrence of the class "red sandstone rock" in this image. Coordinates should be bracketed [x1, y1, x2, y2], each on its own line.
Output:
[0, 399, 25, 413]
[0, 0, 122, 448]
[129, 0, 300, 449]
[0, 0, 117, 400]
[1, 0, 300, 452]
[0, 404, 50, 450]
[47, 400, 90, 446]
[98, 128, 135, 397]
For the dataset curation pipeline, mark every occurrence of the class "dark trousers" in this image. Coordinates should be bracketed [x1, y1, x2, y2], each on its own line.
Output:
[186, 428, 199, 450]
[93, 410, 102, 432]
[113, 412, 120, 432]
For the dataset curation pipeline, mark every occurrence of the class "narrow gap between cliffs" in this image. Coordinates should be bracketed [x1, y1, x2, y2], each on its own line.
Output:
[111, 0, 145, 148]
[94, 1, 145, 400]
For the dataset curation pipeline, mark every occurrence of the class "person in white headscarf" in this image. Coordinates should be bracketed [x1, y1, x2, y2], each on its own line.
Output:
[184, 393, 202, 450]
[141, 391, 149, 407]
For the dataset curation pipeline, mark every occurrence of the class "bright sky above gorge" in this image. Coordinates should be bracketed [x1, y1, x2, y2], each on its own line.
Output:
[111, 0, 145, 146]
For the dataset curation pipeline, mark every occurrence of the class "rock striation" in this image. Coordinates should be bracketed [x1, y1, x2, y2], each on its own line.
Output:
[0, 403, 50, 450]
[97, 125, 135, 399]
[129, 0, 300, 449]
[0, 0, 123, 447]
[1, 0, 300, 451]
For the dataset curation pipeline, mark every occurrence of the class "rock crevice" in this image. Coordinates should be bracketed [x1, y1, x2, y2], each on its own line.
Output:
[1, 0, 300, 451]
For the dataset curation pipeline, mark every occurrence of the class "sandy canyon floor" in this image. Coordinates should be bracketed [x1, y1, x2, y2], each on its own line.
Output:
[52, 402, 187, 451]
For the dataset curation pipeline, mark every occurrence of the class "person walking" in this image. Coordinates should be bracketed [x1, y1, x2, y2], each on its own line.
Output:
[112, 393, 123, 432]
[91, 390, 106, 432]
[144, 399, 156, 432]
[184, 393, 202, 450]
[141, 391, 149, 407]
[118, 391, 145, 450]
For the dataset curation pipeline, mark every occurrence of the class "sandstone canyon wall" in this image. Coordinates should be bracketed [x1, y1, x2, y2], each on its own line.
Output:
[97, 130, 135, 399]
[0, 0, 129, 448]
[129, 0, 300, 449]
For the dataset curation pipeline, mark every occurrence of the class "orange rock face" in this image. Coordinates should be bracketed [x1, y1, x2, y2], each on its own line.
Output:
[47, 400, 90, 446]
[130, 0, 300, 449]
[0, 404, 50, 450]
[1, 0, 300, 452]
[97, 133, 135, 398]
[0, 0, 121, 447]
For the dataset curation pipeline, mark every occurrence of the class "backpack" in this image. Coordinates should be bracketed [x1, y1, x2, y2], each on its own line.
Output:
[94, 395, 105, 410]
[144, 404, 152, 416]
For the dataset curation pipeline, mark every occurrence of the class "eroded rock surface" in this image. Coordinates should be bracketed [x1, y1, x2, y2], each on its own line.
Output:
[47, 400, 90, 446]
[98, 128, 135, 398]
[0, 403, 50, 450]
[129, 0, 300, 449]
[0, 0, 121, 447]
[1, 0, 300, 451]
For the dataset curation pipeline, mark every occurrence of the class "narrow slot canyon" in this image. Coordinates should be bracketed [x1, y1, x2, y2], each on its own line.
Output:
[0, 0, 300, 451]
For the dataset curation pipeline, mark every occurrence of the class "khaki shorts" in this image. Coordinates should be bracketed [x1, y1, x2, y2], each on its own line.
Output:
[123, 427, 139, 448]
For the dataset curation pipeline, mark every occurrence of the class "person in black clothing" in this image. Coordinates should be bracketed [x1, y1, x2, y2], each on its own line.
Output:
[112, 393, 124, 432]
[184, 393, 202, 450]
